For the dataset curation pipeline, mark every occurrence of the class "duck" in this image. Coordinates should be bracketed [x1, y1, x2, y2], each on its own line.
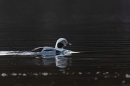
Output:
[31, 38, 74, 57]
[0, 38, 79, 57]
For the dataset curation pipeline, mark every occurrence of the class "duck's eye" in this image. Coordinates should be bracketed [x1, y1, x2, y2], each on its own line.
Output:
[57, 43, 64, 48]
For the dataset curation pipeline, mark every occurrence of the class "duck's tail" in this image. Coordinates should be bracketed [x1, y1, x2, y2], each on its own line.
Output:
[70, 51, 80, 54]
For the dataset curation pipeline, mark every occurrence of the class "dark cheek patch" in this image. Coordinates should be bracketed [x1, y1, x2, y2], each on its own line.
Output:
[57, 43, 64, 48]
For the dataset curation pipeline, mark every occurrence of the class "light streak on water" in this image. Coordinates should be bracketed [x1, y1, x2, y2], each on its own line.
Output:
[0, 51, 35, 56]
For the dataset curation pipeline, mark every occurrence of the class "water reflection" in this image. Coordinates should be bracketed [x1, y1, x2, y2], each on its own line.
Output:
[42, 56, 69, 68]
[0, 55, 70, 69]
[55, 56, 68, 68]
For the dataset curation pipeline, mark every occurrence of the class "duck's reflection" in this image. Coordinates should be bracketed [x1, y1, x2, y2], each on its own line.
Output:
[41, 56, 69, 68]
[55, 56, 68, 68]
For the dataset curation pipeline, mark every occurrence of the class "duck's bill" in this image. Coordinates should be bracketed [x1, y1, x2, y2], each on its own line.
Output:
[67, 43, 72, 46]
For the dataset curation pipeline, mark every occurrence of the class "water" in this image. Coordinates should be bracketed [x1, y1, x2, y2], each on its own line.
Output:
[0, 50, 129, 86]
[0, 23, 129, 86]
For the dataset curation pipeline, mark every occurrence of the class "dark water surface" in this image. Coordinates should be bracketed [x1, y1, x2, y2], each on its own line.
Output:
[0, 23, 129, 86]
[0, 53, 130, 86]
[0, 12, 129, 85]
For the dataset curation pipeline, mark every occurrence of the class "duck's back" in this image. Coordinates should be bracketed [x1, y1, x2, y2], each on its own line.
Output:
[40, 47, 56, 57]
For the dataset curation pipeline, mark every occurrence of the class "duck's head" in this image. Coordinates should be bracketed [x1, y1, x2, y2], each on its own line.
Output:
[55, 38, 72, 49]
